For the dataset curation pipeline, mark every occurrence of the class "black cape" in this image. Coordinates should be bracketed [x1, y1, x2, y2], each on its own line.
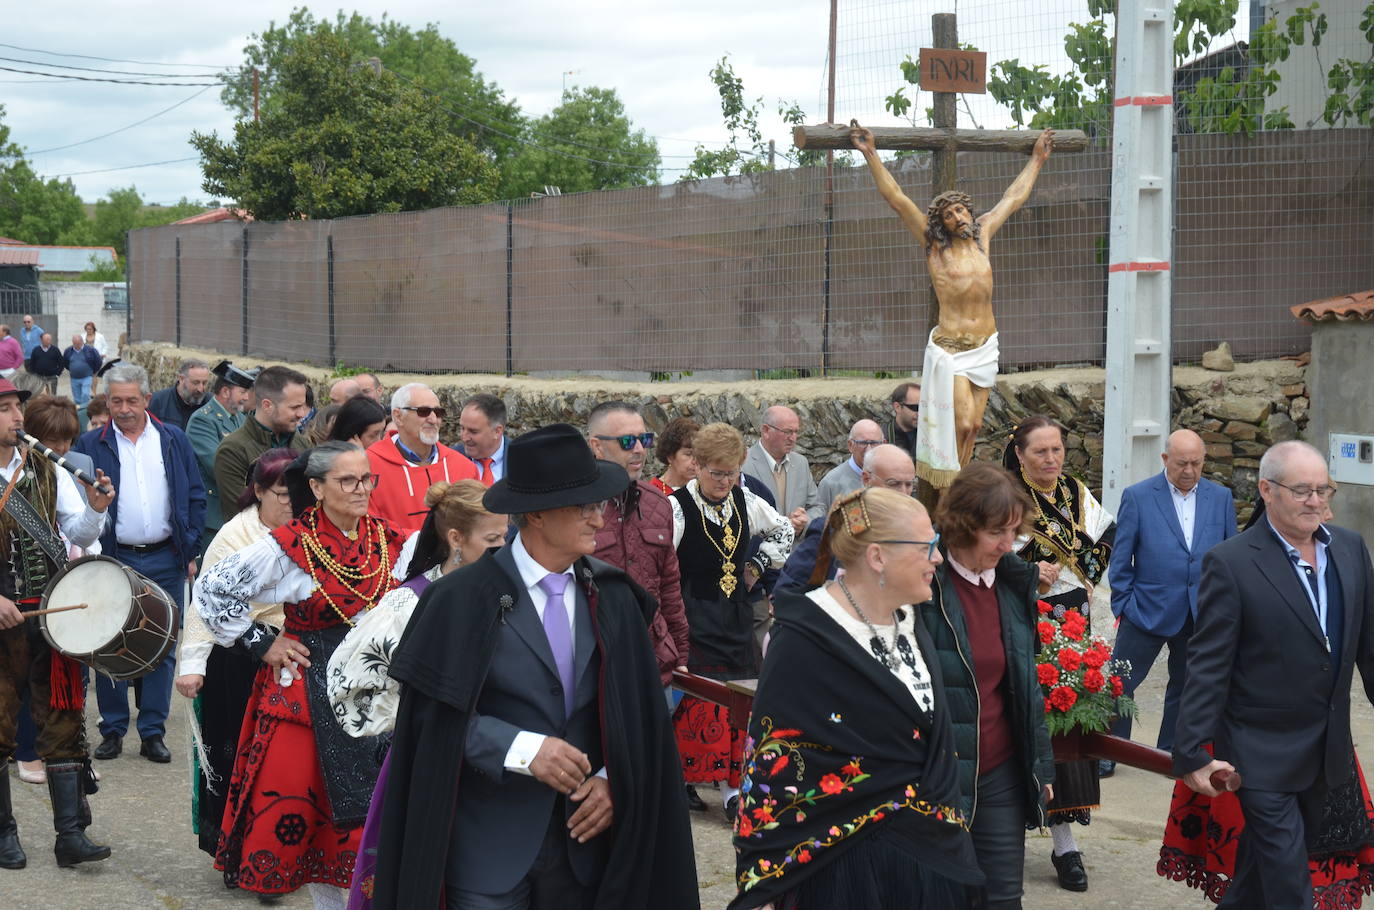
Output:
[371, 552, 700, 910]
[730, 587, 984, 909]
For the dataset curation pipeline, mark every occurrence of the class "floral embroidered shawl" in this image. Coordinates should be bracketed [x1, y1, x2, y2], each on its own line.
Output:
[729, 588, 984, 909]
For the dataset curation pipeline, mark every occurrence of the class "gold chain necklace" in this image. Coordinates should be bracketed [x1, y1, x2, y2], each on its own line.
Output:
[298, 513, 392, 627]
[696, 491, 741, 597]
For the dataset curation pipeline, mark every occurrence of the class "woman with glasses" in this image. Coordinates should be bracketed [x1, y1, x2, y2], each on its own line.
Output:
[195, 442, 405, 909]
[177, 448, 298, 859]
[652, 417, 700, 495]
[923, 462, 1057, 909]
[669, 422, 793, 817]
[731, 487, 983, 909]
[1002, 414, 1115, 892]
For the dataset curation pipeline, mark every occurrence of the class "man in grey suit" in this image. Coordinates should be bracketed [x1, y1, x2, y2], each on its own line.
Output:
[814, 418, 885, 516]
[374, 424, 697, 910]
[743, 405, 820, 536]
[1174, 441, 1374, 909]
[1100, 429, 1235, 775]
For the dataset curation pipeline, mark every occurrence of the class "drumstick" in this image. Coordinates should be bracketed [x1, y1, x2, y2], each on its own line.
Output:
[24, 603, 89, 618]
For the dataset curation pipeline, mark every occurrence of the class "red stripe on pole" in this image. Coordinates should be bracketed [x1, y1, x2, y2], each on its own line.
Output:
[1108, 261, 1171, 273]
[1113, 95, 1173, 106]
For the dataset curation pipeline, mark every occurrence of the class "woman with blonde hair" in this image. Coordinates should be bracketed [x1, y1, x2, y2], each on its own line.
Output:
[731, 487, 982, 909]
[669, 421, 793, 816]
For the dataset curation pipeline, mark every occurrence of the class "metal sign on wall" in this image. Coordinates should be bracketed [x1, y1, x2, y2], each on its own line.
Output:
[918, 48, 988, 94]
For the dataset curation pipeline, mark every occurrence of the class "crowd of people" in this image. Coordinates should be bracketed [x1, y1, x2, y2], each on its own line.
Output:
[0, 348, 1371, 910]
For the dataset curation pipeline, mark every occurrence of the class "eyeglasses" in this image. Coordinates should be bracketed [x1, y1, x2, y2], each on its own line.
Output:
[1269, 480, 1337, 502]
[763, 424, 799, 437]
[263, 487, 292, 503]
[878, 478, 916, 494]
[328, 473, 380, 493]
[594, 432, 655, 451]
[873, 532, 942, 560]
[398, 406, 446, 419]
[895, 401, 920, 413]
[703, 468, 741, 483]
[574, 500, 608, 518]
[849, 438, 884, 448]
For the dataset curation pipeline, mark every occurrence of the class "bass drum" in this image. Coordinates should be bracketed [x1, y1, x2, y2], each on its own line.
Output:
[39, 555, 179, 681]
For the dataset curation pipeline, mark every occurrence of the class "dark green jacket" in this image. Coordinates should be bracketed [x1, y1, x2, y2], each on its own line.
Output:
[919, 550, 1055, 826]
[213, 415, 308, 521]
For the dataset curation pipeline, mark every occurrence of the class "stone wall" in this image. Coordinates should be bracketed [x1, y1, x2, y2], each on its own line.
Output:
[125, 343, 1307, 520]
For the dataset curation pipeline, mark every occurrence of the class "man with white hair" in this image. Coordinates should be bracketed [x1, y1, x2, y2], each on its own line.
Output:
[366, 382, 478, 533]
[1174, 440, 1374, 909]
[776, 444, 917, 590]
[814, 419, 886, 515]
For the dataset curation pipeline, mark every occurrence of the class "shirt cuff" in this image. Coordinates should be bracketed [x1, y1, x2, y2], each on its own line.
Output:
[504, 731, 546, 775]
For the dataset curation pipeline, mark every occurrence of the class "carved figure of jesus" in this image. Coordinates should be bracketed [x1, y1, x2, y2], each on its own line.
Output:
[851, 124, 1055, 486]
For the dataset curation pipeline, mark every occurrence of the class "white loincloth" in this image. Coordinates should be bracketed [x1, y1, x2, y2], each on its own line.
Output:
[915, 329, 1000, 488]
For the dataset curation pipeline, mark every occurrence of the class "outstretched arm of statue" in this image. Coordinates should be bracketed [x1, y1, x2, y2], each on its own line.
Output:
[980, 128, 1055, 241]
[849, 122, 929, 245]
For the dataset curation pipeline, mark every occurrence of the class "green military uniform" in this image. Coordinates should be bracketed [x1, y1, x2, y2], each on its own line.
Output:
[213, 416, 309, 523]
[186, 395, 246, 546]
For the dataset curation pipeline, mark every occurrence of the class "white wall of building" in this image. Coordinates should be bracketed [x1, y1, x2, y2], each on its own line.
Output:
[38, 282, 127, 356]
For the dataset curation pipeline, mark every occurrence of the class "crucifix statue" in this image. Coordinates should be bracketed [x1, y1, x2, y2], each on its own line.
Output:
[793, 20, 1086, 490]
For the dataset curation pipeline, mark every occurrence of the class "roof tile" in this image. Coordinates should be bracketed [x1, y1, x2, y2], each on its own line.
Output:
[1291, 290, 1374, 323]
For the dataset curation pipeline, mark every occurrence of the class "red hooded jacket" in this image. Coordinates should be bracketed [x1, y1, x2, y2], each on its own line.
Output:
[366, 434, 479, 534]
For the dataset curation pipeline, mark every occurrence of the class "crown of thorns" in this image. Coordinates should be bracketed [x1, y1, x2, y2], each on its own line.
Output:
[928, 190, 975, 219]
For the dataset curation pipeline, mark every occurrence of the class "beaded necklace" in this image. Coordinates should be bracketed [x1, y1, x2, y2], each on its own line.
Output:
[297, 509, 392, 627]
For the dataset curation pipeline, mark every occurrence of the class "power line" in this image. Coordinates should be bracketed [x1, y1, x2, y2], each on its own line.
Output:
[0, 65, 218, 86]
[25, 86, 213, 155]
[0, 42, 239, 70]
[49, 156, 199, 178]
[0, 54, 226, 79]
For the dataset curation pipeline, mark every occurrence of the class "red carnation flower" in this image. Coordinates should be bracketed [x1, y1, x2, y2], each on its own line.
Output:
[1110, 675, 1124, 697]
[1057, 647, 1082, 672]
[1037, 663, 1059, 686]
[1049, 685, 1078, 711]
[1038, 621, 1056, 644]
[1083, 668, 1105, 692]
[1037, 600, 1053, 614]
[1081, 648, 1107, 669]
[819, 774, 845, 795]
[1061, 614, 1087, 641]
[1044, 697, 1052, 713]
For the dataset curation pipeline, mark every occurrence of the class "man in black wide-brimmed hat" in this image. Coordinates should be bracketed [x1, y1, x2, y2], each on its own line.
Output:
[372, 423, 700, 910]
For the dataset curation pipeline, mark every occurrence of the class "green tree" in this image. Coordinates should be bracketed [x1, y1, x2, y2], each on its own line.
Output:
[221, 8, 525, 164]
[191, 28, 499, 220]
[681, 56, 832, 181]
[0, 109, 87, 245]
[87, 187, 209, 257]
[498, 87, 660, 198]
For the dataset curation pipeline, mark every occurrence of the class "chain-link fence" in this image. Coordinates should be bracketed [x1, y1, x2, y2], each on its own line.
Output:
[127, 1, 1373, 375]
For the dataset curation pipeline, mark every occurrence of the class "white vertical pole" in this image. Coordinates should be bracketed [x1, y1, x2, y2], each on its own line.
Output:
[1101, 0, 1175, 516]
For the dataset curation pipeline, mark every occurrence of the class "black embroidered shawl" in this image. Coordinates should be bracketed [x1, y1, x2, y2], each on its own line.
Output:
[730, 588, 983, 909]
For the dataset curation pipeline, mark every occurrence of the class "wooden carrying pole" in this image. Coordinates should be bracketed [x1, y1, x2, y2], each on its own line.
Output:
[794, 124, 1090, 153]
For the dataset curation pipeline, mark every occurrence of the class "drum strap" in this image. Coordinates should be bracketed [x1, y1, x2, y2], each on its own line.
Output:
[2, 484, 68, 573]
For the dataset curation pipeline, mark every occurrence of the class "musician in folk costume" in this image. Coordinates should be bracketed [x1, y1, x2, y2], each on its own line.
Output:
[195, 442, 405, 908]
[0, 377, 115, 870]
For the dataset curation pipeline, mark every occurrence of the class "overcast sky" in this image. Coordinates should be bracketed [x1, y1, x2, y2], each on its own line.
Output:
[3, 1, 1238, 206]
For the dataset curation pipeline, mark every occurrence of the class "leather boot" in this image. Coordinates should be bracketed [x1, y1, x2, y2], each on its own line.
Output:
[46, 763, 110, 867]
[0, 772, 26, 869]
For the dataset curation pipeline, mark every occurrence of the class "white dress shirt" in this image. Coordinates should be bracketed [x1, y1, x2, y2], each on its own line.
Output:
[947, 554, 996, 588]
[0, 448, 105, 551]
[112, 419, 173, 545]
[1167, 471, 1198, 550]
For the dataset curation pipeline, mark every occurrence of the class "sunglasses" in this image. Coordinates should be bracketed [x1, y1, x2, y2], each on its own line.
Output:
[896, 401, 920, 413]
[594, 433, 655, 451]
[398, 406, 446, 419]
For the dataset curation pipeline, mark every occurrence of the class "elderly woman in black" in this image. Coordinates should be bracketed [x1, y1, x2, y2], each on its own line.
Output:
[925, 462, 1056, 909]
[1003, 414, 1115, 892]
[731, 488, 983, 909]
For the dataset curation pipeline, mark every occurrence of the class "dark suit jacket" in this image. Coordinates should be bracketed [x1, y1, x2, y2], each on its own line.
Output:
[1173, 522, 1374, 793]
[1109, 473, 1236, 636]
[447, 544, 605, 892]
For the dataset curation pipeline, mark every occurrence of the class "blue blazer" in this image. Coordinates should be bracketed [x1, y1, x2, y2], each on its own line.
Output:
[1109, 472, 1236, 637]
[75, 416, 206, 567]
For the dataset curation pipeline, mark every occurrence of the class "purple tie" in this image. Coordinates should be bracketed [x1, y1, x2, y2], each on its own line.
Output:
[538, 572, 576, 718]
